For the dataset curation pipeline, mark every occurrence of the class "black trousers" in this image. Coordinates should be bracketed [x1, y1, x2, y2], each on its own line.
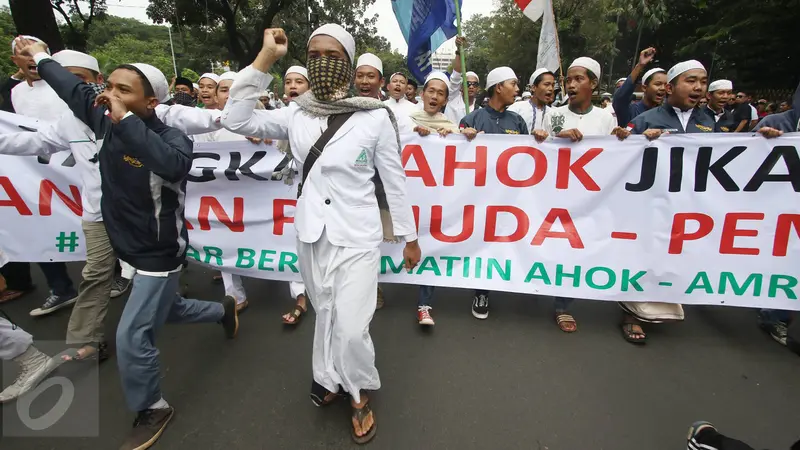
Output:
[0, 262, 76, 297]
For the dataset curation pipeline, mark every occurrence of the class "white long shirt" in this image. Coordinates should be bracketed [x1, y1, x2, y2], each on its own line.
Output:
[0, 106, 221, 222]
[508, 100, 550, 131]
[445, 70, 477, 126]
[221, 65, 417, 248]
[383, 97, 419, 134]
[11, 79, 69, 122]
[544, 105, 617, 138]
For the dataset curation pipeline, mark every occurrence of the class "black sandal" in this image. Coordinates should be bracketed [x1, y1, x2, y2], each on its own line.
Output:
[621, 323, 647, 345]
[351, 401, 377, 444]
[282, 304, 307, 325]
[310, 381, 346, 407]
[61, 342, 110, 363]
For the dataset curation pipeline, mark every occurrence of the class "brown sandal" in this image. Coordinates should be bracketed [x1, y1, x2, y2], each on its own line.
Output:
[351, 401, 377, 444]
[282, 304, 307, 325]
[556, 313, 577, 333]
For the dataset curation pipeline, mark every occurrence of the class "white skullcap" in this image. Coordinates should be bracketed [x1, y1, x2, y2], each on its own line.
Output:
[569, 57, 601, 79]
[128, 63, 170, 103]
[11, 35, 49, 55]
[52, 50, 99, 73]
[199, 72, 220, 84]
[708, 79, 733, 92]
[529, 68, 553, 86]
[218, 71, 237, 82]
[192, 83, 199, 89]
[600, 92, 612, 98]
[309, 24, 356, 65]
[466, 71, 479, 82]
[285, 66, 308, 81]
[616, 78, 627, 84]
[522, 91, 532, 99]
[485, 66, 517, 90]
[356, 53, 383, 75]
[642, 68, 666, 85]
[667, 60, 706, 83]
[424, 71, 450, 89]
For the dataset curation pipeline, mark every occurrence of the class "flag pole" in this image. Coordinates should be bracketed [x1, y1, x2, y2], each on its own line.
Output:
[548, 0, 563, 84]
[167, 25, 178, 78]
[454, 0, 470, 114]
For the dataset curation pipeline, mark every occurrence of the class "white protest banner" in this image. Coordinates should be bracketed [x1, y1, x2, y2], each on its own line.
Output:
[0, 114, 798, 310]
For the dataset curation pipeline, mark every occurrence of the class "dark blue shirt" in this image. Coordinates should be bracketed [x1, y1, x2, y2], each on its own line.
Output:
[612, 76, 655, 128]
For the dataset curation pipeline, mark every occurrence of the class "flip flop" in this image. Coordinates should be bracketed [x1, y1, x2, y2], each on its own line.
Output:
[0, 287, 34, 304]
[310, 381, 347, 407]
[282, 304, 307, 325]
[351, 401, 377, 445]
[60, 342, 109, 363]
[621, 323, 647, 345]
[556, 313, 578, 333]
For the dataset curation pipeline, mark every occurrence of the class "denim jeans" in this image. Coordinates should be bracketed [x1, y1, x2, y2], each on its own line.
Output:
[116, 271, 224, 411]
[554, 297, 574, 313]
[418, 285, 435, 307]
[38, 262, 77, 297]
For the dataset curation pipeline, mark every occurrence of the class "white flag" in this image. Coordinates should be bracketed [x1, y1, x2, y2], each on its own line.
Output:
[536, 0, 560, 73]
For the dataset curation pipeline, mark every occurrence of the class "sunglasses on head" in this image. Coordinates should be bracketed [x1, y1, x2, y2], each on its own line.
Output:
[467, 81, 480, 87]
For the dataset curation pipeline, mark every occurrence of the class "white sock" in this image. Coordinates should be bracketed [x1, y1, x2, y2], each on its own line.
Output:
[148, 397, 170, 410]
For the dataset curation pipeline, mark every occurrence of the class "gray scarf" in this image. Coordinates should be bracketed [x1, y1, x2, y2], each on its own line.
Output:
[289, 92, 403, 243]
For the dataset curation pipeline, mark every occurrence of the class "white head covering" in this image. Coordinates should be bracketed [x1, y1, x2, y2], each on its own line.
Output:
[52, 50, 99, 73]
[11, 35, 49, 55]
[709, 79, 733, 92]
[356, 53, 383, 75]
[522, 91, 532, 99]
[466, 71, 479, 82]
[309, 24, 356, 65]
[218, 71, 237, 82]
[642, 67, 666, 85]
[569, 57, 601, 79]
[600, 92, 612, 99]
[529, 68, 553, 86]
[485, 67, 517, 90]
[616, 78, 627, 84]
[424, 71, 450, 88]
[199, 72, 220, 84]
[285, 65, 308, 81]
[192, 83, 199, 90]
[667, 60, 706, 83]
[129, 63, 170, 103]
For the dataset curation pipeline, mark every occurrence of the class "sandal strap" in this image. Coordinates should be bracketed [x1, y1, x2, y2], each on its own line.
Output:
[353, 402, 373, 426]
[556, 314, 575, 324]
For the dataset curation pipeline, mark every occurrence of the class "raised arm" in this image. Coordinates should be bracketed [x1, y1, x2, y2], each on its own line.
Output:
[220, 65, 290, 140]
[0, 111, 71, 156]
[613, 47, 655, 127]
[114, 112, 192, 182]
[156, 104, 222, 136]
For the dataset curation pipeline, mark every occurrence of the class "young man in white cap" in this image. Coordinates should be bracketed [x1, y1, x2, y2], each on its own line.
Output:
[703, 79, 737, 132]
[508, 67, 555, 132]
[221, 25, 420, 443]
[16, 37, 239, 449]
[355, 52, 384, 100]
[458, 66, 526, 320]
[384, 72, 419, 133]
[539, 56, 620, 333]
[629, 59, 713, 136]
[406, 78, 419, 104]
[197, 72, 220, 109]
[612, 47, 667, 127]
[445, 36, 481, 124]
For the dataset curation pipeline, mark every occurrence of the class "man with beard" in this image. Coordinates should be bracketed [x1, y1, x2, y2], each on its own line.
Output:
[508, 68, 555, 132]
[703, 80, 736, 132]
[612, 47, 667, 128]
[221, 25, 420, 443]
[539, 57, 620, 333]
[622, 60, 712, 344]
[459, 67, 526, 320]
[197, 72, 220, 109]
[405, 78, 419, 104]
[446, 36, 480, 124]
[355, 53, 384, 100]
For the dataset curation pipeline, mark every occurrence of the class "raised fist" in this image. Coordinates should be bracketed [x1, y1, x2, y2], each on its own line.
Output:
[261, 28, 288, 61]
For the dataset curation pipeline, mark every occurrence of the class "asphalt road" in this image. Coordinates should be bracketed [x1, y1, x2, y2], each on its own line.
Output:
[1, 262, 798, 450]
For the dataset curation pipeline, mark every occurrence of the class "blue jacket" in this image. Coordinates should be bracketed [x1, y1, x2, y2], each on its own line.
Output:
[38, 58, 193, 272]
[629, 103, 715, 134]
[459, 105, 528, 135]
[701, 106, 737, 132]
[612, 76, 654, 127]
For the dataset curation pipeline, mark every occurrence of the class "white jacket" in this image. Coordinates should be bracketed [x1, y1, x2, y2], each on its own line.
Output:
[221, 65, 417, 248]
[0, 106, 221, 222]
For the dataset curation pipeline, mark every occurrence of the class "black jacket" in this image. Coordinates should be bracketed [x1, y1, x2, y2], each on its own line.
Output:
[459, 105, 529, 135]
[701, 106, 737, 132]
[629, 103, 715, 134]
[37, 58, 193, 272]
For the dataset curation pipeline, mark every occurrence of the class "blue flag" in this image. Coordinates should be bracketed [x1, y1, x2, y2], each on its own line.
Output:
[392, 0, 461, 83]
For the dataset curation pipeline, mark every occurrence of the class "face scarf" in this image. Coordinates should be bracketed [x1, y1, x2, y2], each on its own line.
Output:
[173, 91, 197, 107]
[307, 55, 353, 102]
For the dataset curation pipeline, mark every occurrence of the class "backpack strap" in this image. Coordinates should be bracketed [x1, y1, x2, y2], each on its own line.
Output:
[297, 112, 355, 198]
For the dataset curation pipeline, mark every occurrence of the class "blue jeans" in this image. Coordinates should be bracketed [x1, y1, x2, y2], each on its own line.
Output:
[0, 262, 76, 297]
[116, 271, 224, 411]
[554, 297, 573, 313]
[419, 285, 435, 307]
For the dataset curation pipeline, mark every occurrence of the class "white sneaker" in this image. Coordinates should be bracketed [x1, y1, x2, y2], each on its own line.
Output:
[0, 346, 60, 403]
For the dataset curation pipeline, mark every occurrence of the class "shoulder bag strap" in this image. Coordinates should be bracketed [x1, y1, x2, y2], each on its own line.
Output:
[297, 112, 355, 198]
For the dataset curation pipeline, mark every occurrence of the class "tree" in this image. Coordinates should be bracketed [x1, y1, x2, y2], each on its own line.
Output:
[9, 0, 64, 53]
[0, 7, 19, 76]
[51, 0, 107, 51]
[181, 68, 199, 82]
[92, 34, 174, 76]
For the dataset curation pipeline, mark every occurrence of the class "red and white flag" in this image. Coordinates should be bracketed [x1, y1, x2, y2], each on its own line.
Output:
[514, 0, 547, 22]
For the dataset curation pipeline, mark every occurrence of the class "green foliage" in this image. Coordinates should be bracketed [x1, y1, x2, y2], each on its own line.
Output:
[0, 7, 18, 77]
[181, 68, 199, 82]
[92, 34, 173, 77]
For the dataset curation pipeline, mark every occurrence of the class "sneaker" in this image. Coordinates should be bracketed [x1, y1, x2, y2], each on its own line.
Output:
[0, 346, 60, 403]
[111, 276, 131, 298]
[417, 306, 435, 326]
[686, 421, 717, 450]
[29, 291, 78, 317]
[471, 294, 489, 320]
[221, 296, 239, 339]
[120, 407, 174, 450]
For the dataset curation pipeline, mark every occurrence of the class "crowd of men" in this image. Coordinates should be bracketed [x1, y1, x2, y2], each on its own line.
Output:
[0, 25, 796, 450]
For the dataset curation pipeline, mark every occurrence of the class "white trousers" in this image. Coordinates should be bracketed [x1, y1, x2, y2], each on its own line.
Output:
[221, 272, 247, 304]
[0, 317, 32, 360]
[289, 281, 306, 299]
[298, 229, 380, 404]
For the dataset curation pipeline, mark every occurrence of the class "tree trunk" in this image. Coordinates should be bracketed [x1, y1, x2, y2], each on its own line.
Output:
[9, 0, 65, 53]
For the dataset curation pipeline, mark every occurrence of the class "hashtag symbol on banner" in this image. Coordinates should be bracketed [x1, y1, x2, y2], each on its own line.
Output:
[55, 231, 79, 253]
